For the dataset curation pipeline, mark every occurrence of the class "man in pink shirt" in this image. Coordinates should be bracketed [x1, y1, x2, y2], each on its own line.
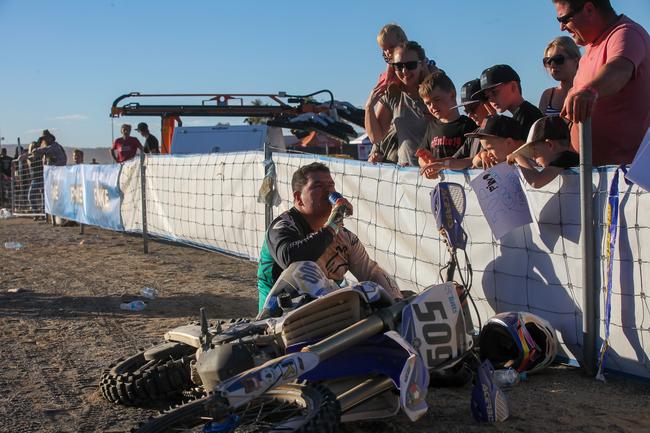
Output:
[111, 123, 143, 163]
[553, 0, 650, 165]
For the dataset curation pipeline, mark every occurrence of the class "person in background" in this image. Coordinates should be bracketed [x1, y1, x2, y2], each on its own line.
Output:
[538, 36, 581, 115]
[474, 64, 544, 137]
[507, 116, 579, 188]
[365, 41, 433, 166]
[91, 158, 98, 164]
[257, 162, 401, 311]
[0, 148, 14, 206]
[72, 149, 84, 164]
[418, 78, 495, 178]
[110, 124, 142, 163]
[552, 0, 650, 165]
[25, 141, 44, 216]
[465, 115, 524, 169]
[33, 130, 67, 166]
[135, 122, 160, 154]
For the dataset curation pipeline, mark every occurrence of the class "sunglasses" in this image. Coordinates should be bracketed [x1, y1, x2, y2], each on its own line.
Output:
[556, 3, 585, 25]
[391, 61, 419, 71]
[543, 54, 566, 66]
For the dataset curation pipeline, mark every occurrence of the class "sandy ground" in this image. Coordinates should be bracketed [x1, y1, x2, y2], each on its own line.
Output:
[1, 218, 649, 433]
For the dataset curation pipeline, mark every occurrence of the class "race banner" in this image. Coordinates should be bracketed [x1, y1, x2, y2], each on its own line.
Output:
[44, 164, 123, 230]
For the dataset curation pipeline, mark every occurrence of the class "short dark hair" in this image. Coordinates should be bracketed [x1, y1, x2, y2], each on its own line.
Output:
[552, 0, 615, 14]
[419, 71, 456, 98]
[291, 162, 330, 193]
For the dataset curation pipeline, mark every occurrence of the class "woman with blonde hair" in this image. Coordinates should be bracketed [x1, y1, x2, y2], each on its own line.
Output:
[538, 36, 581, 116]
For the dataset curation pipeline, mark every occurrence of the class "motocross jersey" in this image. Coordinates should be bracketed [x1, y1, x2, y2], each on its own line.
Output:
[257, 207, 400, 310]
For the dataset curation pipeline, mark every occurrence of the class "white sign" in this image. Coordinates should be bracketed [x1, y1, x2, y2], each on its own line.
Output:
[470, 162, 533, 239]
[625, 127, 650, 191]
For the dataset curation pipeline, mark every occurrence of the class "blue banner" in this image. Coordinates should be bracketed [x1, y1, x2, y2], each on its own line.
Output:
[44, 164, 123, 230]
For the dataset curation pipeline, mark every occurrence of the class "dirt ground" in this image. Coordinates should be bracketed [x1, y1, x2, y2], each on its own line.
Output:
[1, 218, 649, 433]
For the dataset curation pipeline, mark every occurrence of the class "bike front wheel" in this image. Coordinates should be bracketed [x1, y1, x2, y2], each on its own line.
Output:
[133, 383, 340, 433]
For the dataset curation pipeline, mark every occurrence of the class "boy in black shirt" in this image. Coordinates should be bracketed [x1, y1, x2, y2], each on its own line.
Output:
[417, 71, 477, 159]
[473, 64, 543, 138]
[507, 116, 578, 189]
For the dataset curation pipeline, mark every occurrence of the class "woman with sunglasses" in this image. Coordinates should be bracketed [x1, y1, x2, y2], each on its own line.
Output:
[538, 36, 581, 116]
[365, 41, 433, 166]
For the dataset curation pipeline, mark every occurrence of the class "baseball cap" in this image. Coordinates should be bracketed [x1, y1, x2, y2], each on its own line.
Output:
[510, 116, 570, 158]
[472, 65, 521, 99]
[465, 115, 522, 140]
[135, 122, 148, 132]
[451, 78, 482, 109]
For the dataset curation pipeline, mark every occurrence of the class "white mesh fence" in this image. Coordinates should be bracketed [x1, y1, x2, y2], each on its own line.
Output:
[121, 152, 266, 260]
[43, 150, 650, 379]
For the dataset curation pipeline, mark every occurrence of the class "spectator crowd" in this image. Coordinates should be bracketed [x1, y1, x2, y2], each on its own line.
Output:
[365, 0, 649, 188]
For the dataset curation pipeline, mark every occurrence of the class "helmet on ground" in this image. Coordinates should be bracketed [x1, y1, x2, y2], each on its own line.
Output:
[478, 311, 557, 373]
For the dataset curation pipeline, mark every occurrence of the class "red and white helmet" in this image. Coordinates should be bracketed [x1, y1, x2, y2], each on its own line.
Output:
[479, 311, 558, 374]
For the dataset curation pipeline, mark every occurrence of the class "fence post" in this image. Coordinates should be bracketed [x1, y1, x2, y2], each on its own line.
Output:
[10, 161, 16, 214]
[140, 151, 149, 254]
[263, 141, 273, 230]
[579, 118, 597, 376]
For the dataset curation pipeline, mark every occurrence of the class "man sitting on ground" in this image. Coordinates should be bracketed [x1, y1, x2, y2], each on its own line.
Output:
[507, 116, 579, 188]
[257, 162, 401, 311]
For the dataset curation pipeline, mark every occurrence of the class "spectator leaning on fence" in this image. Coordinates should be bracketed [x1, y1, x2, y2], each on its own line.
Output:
[552, 0, 650, 165]
[418, 78, 497, 179]
[508, 116, 579, 188]
[111, 124, 143, 163]
[466, 115, 524, 169]
[256, 162, 401, 311]
[474, 64, 544, 138]
[538, 36, 581, 116]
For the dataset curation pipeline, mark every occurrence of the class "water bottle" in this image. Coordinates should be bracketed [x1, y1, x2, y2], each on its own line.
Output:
[0, 208, 13, 219]
[328, 192, 351, 217]
[492, 368, 526, 388]
[139, 287, 158, 299]
[4, 241, 23, 250]
[120, 300, 147, 311]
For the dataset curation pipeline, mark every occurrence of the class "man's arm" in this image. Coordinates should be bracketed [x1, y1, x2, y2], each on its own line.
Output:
[267, 218, 334, 269]
[508, 154, 562, 189]
[562, 56, 635, 123]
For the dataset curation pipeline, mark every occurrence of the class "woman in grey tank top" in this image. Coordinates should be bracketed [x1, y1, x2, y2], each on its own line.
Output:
[538, 36, 581, 116]
[365, 41, 435, 166]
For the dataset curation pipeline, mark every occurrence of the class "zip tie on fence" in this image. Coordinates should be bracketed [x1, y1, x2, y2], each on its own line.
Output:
[596, 165, 632, 381]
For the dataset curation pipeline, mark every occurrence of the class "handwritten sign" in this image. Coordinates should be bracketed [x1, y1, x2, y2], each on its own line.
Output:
[470, 162, 532, 239]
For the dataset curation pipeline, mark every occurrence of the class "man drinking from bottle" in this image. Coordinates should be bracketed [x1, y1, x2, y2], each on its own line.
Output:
[256, 162, 401, 310]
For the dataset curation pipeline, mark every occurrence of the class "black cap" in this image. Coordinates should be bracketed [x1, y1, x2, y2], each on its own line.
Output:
[511, 116, 570, 158]
[472, 65, 521, 99]
[135, 122, 148, 132]
[465, 115, 522, 140]
[451, 78, 482, 109]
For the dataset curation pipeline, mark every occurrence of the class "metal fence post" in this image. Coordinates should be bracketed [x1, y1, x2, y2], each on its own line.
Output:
[263, 141, 273, 230]
[580, 118, 597, 376]
[140, 151, 149, 254]
[10, 161, 16, 214]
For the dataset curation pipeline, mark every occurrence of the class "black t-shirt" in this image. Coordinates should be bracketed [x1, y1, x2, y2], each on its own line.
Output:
[453, 128, 482, 159]
[0, 156, 12, 177]
[549, 150, 579, 168]
[420, 115, 478, 159]
[143, 135, 159, 154]
[512, 101, 544, 139]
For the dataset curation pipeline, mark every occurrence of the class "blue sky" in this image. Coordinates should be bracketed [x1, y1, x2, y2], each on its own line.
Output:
[0, 0, 648, 149]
